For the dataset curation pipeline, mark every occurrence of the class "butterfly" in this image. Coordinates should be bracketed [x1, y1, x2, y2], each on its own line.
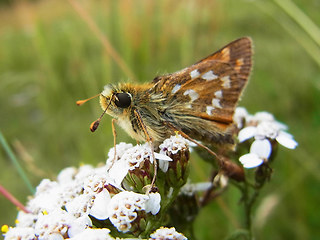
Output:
[78, 37, 252, 151]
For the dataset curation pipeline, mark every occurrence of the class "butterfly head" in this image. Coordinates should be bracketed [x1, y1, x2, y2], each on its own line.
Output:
[99, 84, 133, 118]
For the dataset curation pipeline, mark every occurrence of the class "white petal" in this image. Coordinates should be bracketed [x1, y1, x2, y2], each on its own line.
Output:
[145, 193, 161, 215]
[238, 126, 257, 142]
[69, 228, 111, 240]
[159, 160, 169, 172]
[250, 139, 272, 159]
[274, 121, 288, 131]
[276, 131, 298, 149]
[239, 153, 264, 168]
[156, 152, 173, 173]
[68, 215, 92, 238]
[89, 189, 111, 220]
[154, 152, 173, 161]
[253, 111, 275, 122]
[48, 233, 64, 240]
[107, 159, 129, 186]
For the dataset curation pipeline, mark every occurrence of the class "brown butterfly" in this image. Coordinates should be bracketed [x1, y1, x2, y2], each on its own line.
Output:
[78, 37, 252, 150]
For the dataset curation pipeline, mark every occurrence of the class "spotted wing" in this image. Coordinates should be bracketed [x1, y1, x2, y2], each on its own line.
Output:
[153, 37, 252, 126]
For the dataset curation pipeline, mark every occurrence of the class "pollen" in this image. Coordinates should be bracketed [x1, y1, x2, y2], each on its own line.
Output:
[183, 89, 199, 102]
[221, 75, 231, 88]
[1, 225, 9, 233]
[202, 70, 218, 81]
[190, 69, 200, 79]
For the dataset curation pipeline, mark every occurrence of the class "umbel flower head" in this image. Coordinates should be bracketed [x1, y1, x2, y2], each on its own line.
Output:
[2, 135, 190, 239]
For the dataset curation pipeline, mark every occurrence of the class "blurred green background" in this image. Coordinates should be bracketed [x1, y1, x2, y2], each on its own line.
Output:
[0, 0, 319, 239]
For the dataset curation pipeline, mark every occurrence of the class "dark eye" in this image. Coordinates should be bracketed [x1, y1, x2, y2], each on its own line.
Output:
[115, 92, 131, 108]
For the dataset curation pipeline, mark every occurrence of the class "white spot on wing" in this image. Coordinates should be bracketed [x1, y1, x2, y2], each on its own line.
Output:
[212, 98, 222, 108]
[183, 89, 199, 102]
[221, 76, 231, 88]
[171, 84, 181, 94]
[206, 106, 214, 116]
[190, 69, 200, 79]
[202, 70, 218, 81]
[214, 90, 223, 98]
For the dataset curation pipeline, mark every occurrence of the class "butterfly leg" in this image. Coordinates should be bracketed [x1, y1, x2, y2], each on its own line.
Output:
[133, 109, 157, 194]
[112, 118, 117, 161]
[166, 123, 244, 181]
[166, 125, 223, 166]
[106, 118, 118, 172]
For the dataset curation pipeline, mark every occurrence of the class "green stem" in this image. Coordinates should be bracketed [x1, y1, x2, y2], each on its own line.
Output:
[144, 187, 180, 235]
[243, 182, 252, 231]
[0, 130, 35, 194]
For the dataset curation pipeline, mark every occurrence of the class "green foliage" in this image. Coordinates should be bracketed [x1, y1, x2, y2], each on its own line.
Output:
[0, 0, 319, 239]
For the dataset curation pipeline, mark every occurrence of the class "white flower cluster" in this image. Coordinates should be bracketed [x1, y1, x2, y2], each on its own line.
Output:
[3, 143, 166, 239]
[108, 191, 160, 233]
[234, 107, 298, 168]
[149, 227, 187, 240]
[158, 134, 189, 172]
[107, 143, 172, 186]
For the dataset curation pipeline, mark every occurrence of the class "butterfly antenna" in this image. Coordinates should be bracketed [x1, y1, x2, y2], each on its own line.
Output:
[90, 95, 114, 132]
[76, 94, 100, 106]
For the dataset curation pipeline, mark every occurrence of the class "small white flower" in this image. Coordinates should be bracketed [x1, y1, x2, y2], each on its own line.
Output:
[275, 131, 298, 149]
[57, 167, 77, 184]
[4, 227, 36, 240]
[89, 189, 111, 220]
[27, 185, 64, 214]
[68, 228, 112, 240]
[65, 194, 93, 217]
[74, 165, 95, 181]
[107, 157, 130, 187]
[239, 120, 295, 148]
[234, 107, 250, 129]
[68, 215, 92, 238]
[180, 182, 213, 196]
[107, 144, 172, 185]
[159, 135, 189, 155]
[251, 111, 275, 122]
[83, 172, 109, 195]
[34, 209, 76, 239]
[16, 211, 37, 228]
[145, 193, 161, 215]
[107, 191, 160, 233]
[159, 135, 189, 172]
[106, 142, 133, 170]
[238, 126, 257, 142]
[149, 227, 187, 240]
[239, 139, 272, 168]
[238, 111, 298, 168]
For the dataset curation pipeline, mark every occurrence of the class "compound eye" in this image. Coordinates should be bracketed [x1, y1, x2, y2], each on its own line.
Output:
[115, 92, 131, 108]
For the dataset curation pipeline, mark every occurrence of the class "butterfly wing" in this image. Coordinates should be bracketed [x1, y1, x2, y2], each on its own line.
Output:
[152, 37, 253, 144]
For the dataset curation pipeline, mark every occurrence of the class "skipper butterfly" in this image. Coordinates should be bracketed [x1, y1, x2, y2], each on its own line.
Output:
[78, 37, 252, 149]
